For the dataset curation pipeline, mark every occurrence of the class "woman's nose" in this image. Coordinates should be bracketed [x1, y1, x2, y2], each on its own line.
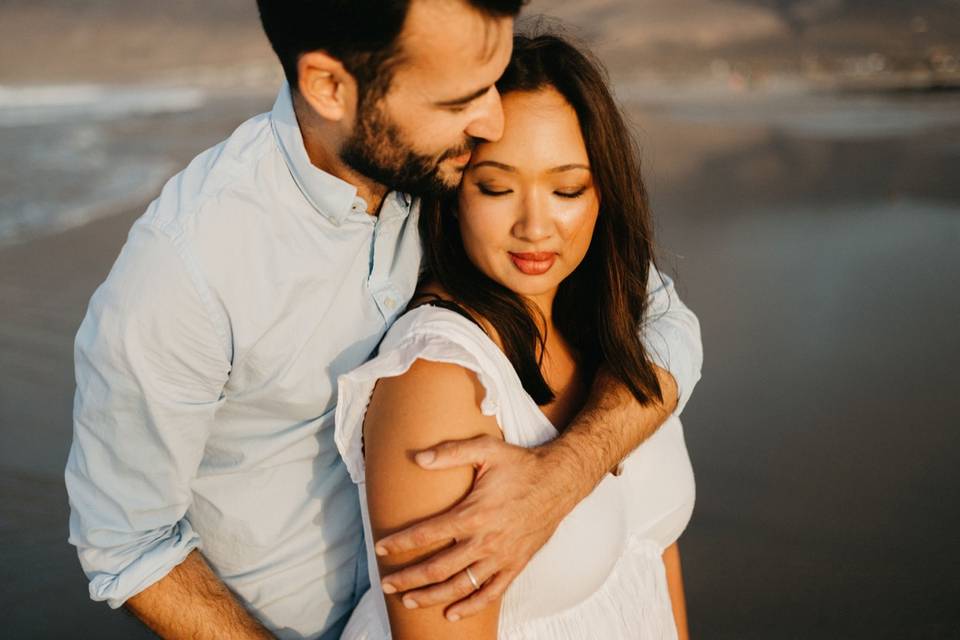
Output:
[513, 190, 554, 243]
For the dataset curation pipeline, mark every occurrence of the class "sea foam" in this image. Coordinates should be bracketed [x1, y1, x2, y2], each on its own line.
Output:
[0, 84, 206, 127]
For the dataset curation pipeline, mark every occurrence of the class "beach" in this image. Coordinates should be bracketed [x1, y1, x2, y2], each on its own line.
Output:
[2, 1, 959, 637]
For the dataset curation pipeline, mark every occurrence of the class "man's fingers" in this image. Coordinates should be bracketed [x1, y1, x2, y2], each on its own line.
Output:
[398, 560, 496, 610]
[414, 434, 498, 470]
[380, 539, 478, 594]
[375, 510, 461, 557]
[444, 570, 513, 622]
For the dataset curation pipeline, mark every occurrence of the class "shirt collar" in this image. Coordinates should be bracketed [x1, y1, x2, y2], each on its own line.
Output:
[270, 83, 358, 225]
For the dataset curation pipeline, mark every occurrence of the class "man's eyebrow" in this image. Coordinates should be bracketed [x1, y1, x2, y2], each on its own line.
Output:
[434, 86, 491, 108]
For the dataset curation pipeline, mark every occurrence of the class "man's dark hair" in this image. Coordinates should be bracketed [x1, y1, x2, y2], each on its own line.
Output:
[257, 0, 525, 100]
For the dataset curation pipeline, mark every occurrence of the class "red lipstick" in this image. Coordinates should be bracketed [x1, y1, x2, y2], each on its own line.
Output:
[509, 252, 556, 275]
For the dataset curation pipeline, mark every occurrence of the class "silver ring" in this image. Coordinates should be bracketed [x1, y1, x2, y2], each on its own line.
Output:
[465, 566, 481, 591]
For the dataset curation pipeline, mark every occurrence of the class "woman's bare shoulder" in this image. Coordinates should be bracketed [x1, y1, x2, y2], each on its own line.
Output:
[365, 357, 503, 448]
[361, 358, 503, 553]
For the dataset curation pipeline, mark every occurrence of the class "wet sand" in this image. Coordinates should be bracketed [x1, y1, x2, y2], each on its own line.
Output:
[634, 105, 960, 638]
[2, 1, 960, 638]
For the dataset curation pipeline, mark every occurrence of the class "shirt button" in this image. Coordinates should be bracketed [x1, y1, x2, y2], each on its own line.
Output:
[384, 297, 397, 310]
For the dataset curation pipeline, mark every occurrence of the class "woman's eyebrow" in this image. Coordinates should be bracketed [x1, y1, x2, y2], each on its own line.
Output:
[472, 160, 517, 172]
[471, 161, 591, 174]
[547, 164, 591, 174]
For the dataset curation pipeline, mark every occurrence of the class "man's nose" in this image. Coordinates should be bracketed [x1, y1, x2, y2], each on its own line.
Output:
[464, 85, 504, 143]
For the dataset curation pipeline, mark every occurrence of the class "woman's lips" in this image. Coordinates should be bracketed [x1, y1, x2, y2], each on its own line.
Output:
[509, 252, 556, 275]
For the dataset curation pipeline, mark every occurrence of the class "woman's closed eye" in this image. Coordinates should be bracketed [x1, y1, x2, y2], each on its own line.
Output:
[476, 183, 590, 198]
[554, 186, 588, 199]
[477, 183, 512, 196]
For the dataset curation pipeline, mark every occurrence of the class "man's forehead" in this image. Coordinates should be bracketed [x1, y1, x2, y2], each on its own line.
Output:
[400, 0, 512, 72]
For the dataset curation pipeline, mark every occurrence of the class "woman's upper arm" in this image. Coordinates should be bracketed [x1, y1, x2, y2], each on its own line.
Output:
[362, 357, 504, 639]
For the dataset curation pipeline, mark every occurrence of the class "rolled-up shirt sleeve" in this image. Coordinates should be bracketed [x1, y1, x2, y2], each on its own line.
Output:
[65, 219, 230, 608]
[641, 265, 703, 415]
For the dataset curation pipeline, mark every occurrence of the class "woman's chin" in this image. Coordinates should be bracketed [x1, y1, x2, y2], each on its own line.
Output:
[495, 275, 560, 301]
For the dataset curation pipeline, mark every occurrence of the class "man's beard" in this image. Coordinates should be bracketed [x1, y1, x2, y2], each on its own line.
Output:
[340, 94, 473, 199]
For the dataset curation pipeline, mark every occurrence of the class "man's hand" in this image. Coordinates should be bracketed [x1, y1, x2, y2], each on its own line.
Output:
[374, 434, 586, 622]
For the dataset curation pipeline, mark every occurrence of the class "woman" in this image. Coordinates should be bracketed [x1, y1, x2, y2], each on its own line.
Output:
[336, 32, 695, 639]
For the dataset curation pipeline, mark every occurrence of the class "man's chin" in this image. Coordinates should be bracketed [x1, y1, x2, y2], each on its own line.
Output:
[435, 161, 467, 188]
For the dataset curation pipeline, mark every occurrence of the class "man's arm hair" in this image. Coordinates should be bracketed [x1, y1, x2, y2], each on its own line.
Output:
[539, 265, 698, 529]
[125, 550, 273, 639]
[540, 364, 678, 511]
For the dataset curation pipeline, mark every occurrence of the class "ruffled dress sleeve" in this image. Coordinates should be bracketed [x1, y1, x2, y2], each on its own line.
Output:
[334, 305, 514, 485]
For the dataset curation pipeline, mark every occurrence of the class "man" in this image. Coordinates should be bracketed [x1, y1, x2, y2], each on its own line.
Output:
[65, 1, 703, 639]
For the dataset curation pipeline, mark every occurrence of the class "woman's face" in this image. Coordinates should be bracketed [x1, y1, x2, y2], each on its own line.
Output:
[457, 87, 600, 313]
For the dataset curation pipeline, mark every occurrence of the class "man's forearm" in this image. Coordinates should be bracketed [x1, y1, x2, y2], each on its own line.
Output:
[539, 365, 678, 507]
[125, 549, 274, 640]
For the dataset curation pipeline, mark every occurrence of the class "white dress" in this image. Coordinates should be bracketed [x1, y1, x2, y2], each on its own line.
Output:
[335, 305, 695, 639]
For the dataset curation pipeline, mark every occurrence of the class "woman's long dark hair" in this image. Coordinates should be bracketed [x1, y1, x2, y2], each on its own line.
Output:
[419, 30, 663, 407]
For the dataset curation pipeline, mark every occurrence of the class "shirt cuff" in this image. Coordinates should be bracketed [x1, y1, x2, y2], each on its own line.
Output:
[85, 519, 201, 609]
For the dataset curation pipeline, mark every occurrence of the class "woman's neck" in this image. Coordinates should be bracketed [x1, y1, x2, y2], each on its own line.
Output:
[528, 290, 556, 328]
[413, 280, 586, 430]
[537, 322, 588, 431]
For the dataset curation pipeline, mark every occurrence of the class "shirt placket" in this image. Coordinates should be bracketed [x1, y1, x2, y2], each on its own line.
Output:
[367, 194, 409, 321]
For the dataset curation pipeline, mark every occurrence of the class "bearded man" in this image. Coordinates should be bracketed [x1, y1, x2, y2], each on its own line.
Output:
[65, 2, 702, 638]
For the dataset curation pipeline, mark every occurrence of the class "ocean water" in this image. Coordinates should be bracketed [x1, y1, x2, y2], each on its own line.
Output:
[618, 79, 960, 139]
[0, 85, 206, 246]
[0, 83, 273, 247]
[0, 84, 206, 127]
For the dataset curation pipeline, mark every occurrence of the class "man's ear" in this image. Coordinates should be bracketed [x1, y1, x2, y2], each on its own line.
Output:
[297, 51, 356, 122]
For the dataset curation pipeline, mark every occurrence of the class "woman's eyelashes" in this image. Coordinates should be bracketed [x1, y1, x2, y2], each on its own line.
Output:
[554, 187, 587, 199]
[477, 183, 512, 196]
[475, 183, 589, 199]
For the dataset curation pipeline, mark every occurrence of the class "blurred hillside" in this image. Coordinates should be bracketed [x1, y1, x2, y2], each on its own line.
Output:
[1, 0, 958, 90]
[0, 0, 276, 85]
[530, 0, 960, 90]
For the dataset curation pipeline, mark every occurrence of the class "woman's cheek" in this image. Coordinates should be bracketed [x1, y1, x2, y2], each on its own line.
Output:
[558, 200, 599, 255]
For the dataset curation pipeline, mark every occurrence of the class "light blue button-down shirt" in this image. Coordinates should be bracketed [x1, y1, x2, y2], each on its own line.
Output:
[65, 85, 702, 640]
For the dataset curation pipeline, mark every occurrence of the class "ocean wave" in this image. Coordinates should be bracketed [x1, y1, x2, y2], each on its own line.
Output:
[0, 84, 206, 127]
[0, 158, 176, 247]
